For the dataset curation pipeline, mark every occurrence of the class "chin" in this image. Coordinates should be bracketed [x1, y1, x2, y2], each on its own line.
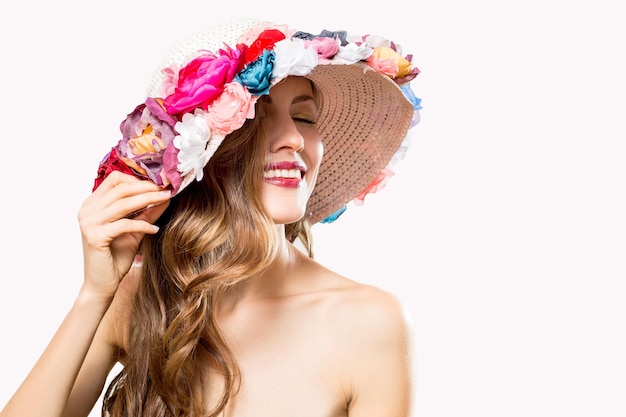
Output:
[266, 206, 307, 225]
[270, 213, 306, 225]
[262, 194, 309, 225]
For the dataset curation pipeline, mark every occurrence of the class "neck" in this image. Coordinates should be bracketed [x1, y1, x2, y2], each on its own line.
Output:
[217, 227, 307, 308]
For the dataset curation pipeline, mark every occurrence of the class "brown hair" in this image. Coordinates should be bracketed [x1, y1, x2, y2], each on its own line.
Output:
[102, 109, 314, 416]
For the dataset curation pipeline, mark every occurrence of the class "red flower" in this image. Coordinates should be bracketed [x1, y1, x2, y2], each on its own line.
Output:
[243, 29, 286, 64]
[92, 148, 137, 191]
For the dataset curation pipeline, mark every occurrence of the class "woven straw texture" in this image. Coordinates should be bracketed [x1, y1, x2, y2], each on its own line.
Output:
[305, 64, 413, 223]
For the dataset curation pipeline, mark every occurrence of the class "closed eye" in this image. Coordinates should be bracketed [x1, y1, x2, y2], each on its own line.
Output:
[292, 114, 317, 125]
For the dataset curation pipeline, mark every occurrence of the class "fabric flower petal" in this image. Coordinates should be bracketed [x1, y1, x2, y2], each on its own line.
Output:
[173, 110, 212, 180]
[206, 82, 257, 135]
[353, 168, 395, 206]
[272, 38, 318, 81]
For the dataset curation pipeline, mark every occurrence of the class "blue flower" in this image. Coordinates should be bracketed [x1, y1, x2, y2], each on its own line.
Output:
[401, 84, 422, 111]
[235, 50, 275, 96]
[320, 206, 348, 223]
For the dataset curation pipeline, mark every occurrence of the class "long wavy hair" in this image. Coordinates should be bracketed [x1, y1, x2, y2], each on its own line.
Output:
[102, 103, 314, 417]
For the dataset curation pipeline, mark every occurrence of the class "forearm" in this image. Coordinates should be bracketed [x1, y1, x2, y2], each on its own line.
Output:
[0, 288, 112, 417]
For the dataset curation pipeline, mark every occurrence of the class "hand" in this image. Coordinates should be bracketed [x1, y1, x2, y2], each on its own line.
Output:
[78, 171, 171, 299]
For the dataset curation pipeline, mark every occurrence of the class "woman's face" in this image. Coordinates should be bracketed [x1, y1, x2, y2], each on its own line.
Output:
[260, 76, 323, 225]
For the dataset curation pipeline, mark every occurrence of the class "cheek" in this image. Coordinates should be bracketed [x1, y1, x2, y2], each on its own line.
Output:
[308, 136, 324, 170]
[306, 139, 323, 190]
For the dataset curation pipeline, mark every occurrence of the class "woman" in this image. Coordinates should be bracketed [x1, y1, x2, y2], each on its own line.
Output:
[1, 19, 421, 417]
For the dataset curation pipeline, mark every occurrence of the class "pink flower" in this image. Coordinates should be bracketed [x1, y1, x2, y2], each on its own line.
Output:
[306, 36, 340, 60]
[205, 82, 257, 135]
[395, 66, 421, 85]
[353, 168, 395, 206]
[163, 45, 244, 115]
[368, 46, 413, 79]
[162, 144, 183, 193]
[156, 64, 181, 98]
[366, 55, 399, 78]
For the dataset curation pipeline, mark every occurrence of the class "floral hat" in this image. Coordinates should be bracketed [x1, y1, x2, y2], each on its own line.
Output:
[93, 19, 422, 224]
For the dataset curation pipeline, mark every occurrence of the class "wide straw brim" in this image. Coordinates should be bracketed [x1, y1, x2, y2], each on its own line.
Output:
[305, 64, 414, 224]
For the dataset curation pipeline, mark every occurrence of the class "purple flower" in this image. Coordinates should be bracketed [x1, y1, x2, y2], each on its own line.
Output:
[117, 98, 180, 188]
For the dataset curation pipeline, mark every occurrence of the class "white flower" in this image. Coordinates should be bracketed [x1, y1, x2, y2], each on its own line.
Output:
[272, 38, 318, 82]
[173, 110, 212, 181]
[361, 34, 392, 49]
[333, 42, 373, 64]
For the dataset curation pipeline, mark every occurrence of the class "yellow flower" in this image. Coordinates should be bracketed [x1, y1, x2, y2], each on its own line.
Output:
[128, 126, 166, 155]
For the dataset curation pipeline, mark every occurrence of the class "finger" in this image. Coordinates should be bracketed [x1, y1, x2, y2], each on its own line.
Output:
[83, 172, 170, 213]
[90, 170, 147, 196]
[79, 188, 170, 230]
[83, 216, 160, 250]
[87, 172, 164, 209]
[108, 190, 171, 221]
[107, 217, 161, 238]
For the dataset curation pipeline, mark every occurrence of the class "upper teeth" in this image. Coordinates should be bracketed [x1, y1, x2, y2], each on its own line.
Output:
[264, 169, 302, 179]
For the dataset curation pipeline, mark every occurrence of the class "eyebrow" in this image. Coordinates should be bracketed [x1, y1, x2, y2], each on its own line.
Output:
[292, 94, 315, 104]
[292, 95, 320, 111]
[260, 90, 320, 112]
[263, 94, 316, 105]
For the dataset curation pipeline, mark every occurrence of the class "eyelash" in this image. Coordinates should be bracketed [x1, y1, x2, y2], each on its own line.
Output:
[293, 115, 317, 125]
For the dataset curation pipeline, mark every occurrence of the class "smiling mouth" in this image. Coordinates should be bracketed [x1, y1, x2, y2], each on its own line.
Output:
[263, 168, 303, 180]
[264, 162, 306, 180]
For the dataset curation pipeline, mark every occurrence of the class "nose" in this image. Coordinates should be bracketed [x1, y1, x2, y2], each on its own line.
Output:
[267, 118, 305, 153]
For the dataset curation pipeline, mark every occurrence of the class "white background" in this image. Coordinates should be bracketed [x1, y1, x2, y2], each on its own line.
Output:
[1, 1, 624, 416]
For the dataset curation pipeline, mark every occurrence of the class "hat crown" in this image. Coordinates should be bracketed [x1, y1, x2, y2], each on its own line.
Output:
[147, 19, 262, 98]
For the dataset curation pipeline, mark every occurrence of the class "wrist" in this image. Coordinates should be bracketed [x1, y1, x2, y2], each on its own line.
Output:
[75, 284, 116, 309]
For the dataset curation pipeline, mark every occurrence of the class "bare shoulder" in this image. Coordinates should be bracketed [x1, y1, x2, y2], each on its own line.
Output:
[325, 277, 413, 348]
[300, 252, 411, 344]
[315, 270, 414, 414]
